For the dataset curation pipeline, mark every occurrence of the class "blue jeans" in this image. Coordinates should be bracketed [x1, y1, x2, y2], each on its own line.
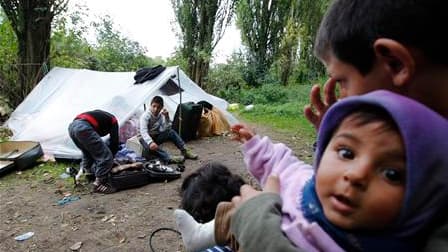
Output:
[68, 119, 113, 180]
[139, 129, 186, 162]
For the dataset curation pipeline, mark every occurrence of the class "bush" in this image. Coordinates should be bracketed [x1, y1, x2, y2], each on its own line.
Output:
[206, 53, 247, 96]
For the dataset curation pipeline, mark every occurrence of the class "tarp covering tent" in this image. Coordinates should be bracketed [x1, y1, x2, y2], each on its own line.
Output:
[5, 66, 238, 159]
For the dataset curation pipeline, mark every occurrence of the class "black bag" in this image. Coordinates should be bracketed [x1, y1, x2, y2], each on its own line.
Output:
[110, 160, 181, 191]
[172, 102, 203, 142]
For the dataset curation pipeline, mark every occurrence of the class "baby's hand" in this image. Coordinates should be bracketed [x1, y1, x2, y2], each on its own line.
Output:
[231, 124, 254, 143]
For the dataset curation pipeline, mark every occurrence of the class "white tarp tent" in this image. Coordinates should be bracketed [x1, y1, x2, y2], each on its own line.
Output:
[5, 66, 238, 159]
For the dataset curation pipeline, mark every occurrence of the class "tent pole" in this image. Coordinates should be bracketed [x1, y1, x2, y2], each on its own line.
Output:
[177, 66, 182, 139]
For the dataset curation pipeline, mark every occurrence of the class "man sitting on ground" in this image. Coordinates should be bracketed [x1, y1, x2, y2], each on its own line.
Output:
[139, 96, 198, 164]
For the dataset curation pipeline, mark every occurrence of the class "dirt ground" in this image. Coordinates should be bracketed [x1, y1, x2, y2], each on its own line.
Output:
[0, 122, 314, 252]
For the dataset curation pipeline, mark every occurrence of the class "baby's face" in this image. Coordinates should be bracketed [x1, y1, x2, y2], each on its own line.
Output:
[323, 53, 395, 97]
[315, 115, 405, 230]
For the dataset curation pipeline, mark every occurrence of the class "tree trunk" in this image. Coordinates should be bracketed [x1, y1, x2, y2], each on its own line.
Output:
[172, 0, 235, 87]
[0, 0, 66, 103]
[17, 18, 51, 99]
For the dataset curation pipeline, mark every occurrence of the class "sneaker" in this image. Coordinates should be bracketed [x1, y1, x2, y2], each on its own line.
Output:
[182, 149, 198, 160]
[168, 156, 185, 164]
[92, 178, 116, 194]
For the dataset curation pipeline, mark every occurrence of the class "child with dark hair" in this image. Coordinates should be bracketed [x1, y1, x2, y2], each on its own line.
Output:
[305, 0, 448, 129]
[179, 162, 245, 223]
[224, 0, 448, 251]
[176, 162, 245, 252]
[175, 91, 448, 252]
[139, 95, 198, 164]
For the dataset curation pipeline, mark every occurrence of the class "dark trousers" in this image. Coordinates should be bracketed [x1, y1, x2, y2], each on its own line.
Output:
[68, 119, 113, 180]
[139, 129, 186, 162]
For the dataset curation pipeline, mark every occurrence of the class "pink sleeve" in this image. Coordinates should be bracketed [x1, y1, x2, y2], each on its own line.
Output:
[242, 135, 311, 187]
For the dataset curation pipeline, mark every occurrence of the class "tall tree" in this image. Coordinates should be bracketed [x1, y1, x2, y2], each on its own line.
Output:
[295, 0, 329, 81]
[171, 0, 235, 87]
[92, 15, 155, 71]
[276, 5, 300, 86]
[0, 0, 67, 102]
[236, 0, 291, 86]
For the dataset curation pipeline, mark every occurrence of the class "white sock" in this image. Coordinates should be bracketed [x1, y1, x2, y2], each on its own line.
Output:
[174, 209, 216, 252]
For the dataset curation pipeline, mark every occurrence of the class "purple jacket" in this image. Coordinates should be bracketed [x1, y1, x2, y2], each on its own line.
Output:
[242, 90, 448, 251]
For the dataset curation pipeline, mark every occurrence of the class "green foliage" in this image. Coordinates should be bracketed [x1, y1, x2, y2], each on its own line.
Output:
[0, 10, 19, 110]
[0, 0, 68, 107]
[235, 83, 317, 139]
[51, 10, 161, 72]
[0, 10, 16, 63]
[240, 103, 315, 136]
[166, 50, 189, 72]
[206, 52, 246, 93]
[90, 15, 157, 71]
[294, 0, 329, 81]
[273, 16, 300, 86]
[220, 79, 314, 106]
[236, 0, 291, 86]
[50, 3, 93, 68]
[171, 0, 236, 86]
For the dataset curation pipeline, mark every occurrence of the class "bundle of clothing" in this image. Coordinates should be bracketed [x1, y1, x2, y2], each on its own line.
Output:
[197, 101, 230, 137]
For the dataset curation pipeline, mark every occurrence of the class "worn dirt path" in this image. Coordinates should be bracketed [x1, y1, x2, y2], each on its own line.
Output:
[0, 122, 314, 252]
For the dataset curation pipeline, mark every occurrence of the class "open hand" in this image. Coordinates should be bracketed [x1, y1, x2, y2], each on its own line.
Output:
[303, 78, 338, 130]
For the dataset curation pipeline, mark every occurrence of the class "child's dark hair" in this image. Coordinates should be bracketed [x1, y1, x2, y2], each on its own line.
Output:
[180, 162, 246, 223]
[151, 96, 164, 107]
[314, 0, 448, 75]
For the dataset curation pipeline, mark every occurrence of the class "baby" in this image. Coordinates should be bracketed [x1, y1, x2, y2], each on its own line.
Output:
[175, 90, 448, 251]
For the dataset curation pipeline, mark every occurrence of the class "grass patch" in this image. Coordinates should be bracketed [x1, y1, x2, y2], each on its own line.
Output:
[239, 106, 315, 141]
[0, 161, 75, 189]
[234, 83, 317, 143]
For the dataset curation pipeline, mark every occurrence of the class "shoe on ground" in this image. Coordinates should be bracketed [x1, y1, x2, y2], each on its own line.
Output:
[183, 149, 198, 160]
[92, 178, 117, 194]
[168, 156, 185, 164]
[92, 182, 116, 194]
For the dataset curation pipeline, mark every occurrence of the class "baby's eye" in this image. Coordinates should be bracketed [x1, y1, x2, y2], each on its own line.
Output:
[337, 147, 354, 160]
[381, 168, 405, 184]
